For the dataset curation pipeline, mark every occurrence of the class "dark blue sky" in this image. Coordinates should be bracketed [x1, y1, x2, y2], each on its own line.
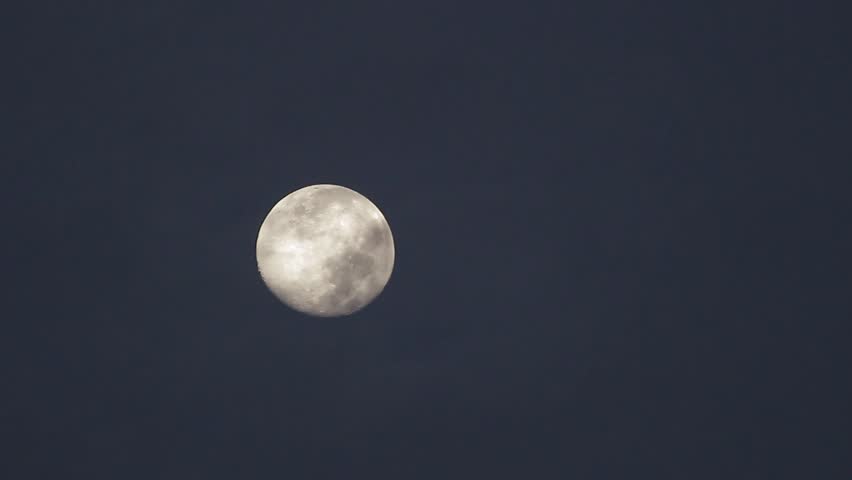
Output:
[6, 1, 850, 478]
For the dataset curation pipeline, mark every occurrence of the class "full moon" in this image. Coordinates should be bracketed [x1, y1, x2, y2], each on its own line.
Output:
[256, 184, 395, 317]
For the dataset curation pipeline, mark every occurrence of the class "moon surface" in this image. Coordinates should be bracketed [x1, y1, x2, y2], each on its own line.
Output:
[256, 184, 395, 317]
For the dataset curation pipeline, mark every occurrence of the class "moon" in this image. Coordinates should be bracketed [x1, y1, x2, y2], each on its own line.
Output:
[256, 184, 395, 317]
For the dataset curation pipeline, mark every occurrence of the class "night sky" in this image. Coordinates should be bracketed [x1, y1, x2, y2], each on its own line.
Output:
[7, 2, 851, 478]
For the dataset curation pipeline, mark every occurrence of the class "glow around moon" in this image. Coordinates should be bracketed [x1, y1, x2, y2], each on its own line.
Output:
[256, 184, 395, 317]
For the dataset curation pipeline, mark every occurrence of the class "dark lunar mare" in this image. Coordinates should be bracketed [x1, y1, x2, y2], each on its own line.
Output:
[318, 249, 377, 310]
